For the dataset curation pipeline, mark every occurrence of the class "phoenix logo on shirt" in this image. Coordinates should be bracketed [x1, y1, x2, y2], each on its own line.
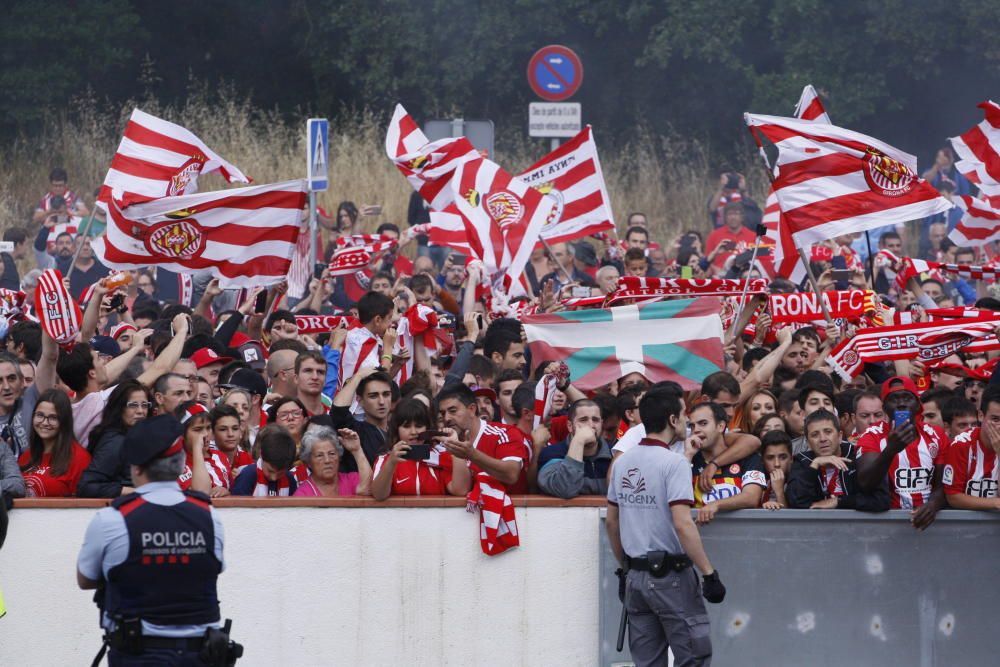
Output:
[618, 467, 656, 505]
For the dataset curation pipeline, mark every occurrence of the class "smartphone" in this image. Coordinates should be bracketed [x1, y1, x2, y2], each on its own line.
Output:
[831, 256, 849, 290]
[402, 444, 431, 461]
[571, 286, 591, 298]
[253, 290, 268, 314]
[420, 430, 449, 444]
[313, 262, 326, 280]
[893, 410, 911, 430]
[681, 266, 693, 279]
[362, 205, 383, 216]
[107, 293, 125, 312]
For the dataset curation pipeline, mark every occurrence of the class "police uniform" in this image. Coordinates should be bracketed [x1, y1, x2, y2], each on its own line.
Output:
[77, 415, 233, 666]
[608, 437, 712, 666]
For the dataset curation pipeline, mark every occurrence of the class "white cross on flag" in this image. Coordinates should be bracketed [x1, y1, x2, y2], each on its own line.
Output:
[522, 297, 724, 391]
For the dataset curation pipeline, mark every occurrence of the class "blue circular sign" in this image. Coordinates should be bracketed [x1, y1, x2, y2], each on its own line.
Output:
[527, 45, 583, 101]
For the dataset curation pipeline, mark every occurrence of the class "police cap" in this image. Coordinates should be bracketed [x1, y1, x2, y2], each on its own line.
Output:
[124, 414, 185, 466]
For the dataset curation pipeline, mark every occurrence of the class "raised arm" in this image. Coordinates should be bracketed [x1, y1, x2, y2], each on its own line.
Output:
[136, 314, 189, 387]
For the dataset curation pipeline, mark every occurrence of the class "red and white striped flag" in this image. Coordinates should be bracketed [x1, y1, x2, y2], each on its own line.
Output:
[950, 100, 1000, 206]
[451, 157, 556, 290]
[413, 214, 475, 255]
[98, 108, 250, 207]
[517, 126, 615, 245]
[949, 195, 1000, 246]
[746, 114, 952, 248]
[385, 104, 480, 210]
[533, 373, 557, 430]
[793, 85, 831, 123]
[394, 303, 439, 385]
[92, 180, 307, 288]
[762, 85, 830, 283]
[35, 269, 82, 348]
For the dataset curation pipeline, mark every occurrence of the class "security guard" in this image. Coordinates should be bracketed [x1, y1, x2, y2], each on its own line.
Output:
[77, 414, 242, 666]
[606, 387, 726, 667]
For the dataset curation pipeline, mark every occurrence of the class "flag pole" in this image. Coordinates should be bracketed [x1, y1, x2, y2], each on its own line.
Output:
[65, 205, 100, 282]
[539, 237, 575, 285]
[864, 230, 876, 289]
[745, 116, 833, 324]
[727, 224, 766, 340]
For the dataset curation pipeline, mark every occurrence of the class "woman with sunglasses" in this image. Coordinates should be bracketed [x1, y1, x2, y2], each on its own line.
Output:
[77, 380, 151, 498]
[19, 389, 90, 497]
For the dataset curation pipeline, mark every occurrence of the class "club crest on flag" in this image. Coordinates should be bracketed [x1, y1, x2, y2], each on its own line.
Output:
[485, 191, 523, 228]
[407, 155, 430, 171]
[167, 158, 205, 196]
[864, 148, 915, 197]
[143, 219, 205, 260]
[532, 182, 565, 224]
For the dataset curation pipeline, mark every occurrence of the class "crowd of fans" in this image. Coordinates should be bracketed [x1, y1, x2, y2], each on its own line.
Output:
[1, 157, 999, 533]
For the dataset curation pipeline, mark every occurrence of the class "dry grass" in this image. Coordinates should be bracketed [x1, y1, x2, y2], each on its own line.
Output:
[0, 89, 765, 250]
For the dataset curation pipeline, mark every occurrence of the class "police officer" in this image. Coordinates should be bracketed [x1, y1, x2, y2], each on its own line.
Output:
[606, 387, 726, 667]
[77, 414, 241, 666]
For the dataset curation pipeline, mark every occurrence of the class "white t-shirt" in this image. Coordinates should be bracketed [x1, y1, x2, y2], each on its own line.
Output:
[73, 386, 117, 449]
[612, 423, 684, 456]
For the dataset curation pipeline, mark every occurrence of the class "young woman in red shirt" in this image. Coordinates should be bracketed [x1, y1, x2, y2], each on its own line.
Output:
[19, 389, 90, 497]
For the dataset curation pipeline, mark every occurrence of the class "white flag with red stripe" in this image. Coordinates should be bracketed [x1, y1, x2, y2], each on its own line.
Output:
[385, 105, 480, 210]
[413, 213, 474, 255]
[98, 109, 250, 207]
[949, 195, 1000, 246]
[793, 85, 831, 123]
[762, 85, 830, 283]
[92, 180, 307, 288]
[746, 114, 952, 247]
[517, 126, 615, 245]
[451, 158, 556, 290]
[950, 100, 1000, 206]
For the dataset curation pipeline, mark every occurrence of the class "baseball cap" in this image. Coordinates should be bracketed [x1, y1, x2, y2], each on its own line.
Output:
[110, 323, 137, 340]
[236, 340, 267, 372]
[222, 368, 267, 398]
[191, 347, 233, 369]
[881, 376, 919, 401]
[90, 335, 121, 358]
[472, 386, 497, 402]
[124, 415, 185, 466]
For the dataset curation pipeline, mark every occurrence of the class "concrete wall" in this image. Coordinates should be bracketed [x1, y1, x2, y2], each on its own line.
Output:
[0, 501, 603, 667]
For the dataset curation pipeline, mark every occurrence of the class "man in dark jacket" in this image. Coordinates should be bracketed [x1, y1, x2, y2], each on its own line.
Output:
[77, 430, 132, 498]
[537, 399, 611, 498]
[785, 409, 889, 512]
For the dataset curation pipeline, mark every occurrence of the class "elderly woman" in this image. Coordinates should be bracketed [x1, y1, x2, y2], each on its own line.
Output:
[293, 426, 371, 497]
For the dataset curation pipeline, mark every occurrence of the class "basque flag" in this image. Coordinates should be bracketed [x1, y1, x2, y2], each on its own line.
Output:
[521, 297, 724, 391]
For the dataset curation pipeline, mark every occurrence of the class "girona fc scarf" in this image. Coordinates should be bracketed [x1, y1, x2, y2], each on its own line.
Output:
[395, 304, 439, 385]
[827, 315, 1000, 380]
[607, 277, 768, 305]
[294, 314, 360, 334]
[768, 289, 877, 325]
[253, 458, 292, 497]
[897, 256, 1000, 285]
[466, 472, 519, 556]
[35, 269, 82, 349]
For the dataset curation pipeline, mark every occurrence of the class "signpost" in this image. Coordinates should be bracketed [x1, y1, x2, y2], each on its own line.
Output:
[527, 45, 583, 149]
[306, 118, 329, 269]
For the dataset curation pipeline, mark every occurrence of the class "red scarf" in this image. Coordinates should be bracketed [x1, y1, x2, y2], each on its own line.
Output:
[253, 458, 292, 497]
[466, 472, 519, 556]
[768, 290, 877, 325]
[608, 277, 767, 305]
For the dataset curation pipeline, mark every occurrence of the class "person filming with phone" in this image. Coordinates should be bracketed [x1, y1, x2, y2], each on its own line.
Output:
[370, 398, 470, 500]
[857, 377, 949, 530]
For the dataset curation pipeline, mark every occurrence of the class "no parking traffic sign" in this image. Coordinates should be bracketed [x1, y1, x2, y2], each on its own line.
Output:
[527, 45, 583, 101]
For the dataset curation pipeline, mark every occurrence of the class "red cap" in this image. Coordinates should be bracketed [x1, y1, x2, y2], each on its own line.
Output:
[191, 347, 233, 369]
[472, 386, 497, 401]
[229, 332, 251, 347]
[110, 323, 137, 340]
[881, 376, 919, 401]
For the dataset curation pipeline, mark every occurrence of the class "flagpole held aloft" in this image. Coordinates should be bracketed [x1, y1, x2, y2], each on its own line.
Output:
[65, 206, 99, 282]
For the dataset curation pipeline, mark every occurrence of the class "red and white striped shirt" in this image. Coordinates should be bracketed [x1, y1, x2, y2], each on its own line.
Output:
[205, 446, 253, 489]
[470, 421, 531, 495]
[943, 428, 998, 498]
[857, 420, 947, 510]
[339, 326, 382, 388]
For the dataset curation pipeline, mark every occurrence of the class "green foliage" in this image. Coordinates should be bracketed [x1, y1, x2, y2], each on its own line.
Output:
[2, 0, 1000, 162]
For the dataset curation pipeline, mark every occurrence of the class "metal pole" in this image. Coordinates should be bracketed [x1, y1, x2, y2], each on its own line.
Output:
[550, 138, 561, 152]
[65, 206, 99, 281]
[727, 227, 766, 339]
[797, 246, 834, 323]
[308, 191, 318, 272]
[864, 231, 876, 289]
[539, 236, 575, 284]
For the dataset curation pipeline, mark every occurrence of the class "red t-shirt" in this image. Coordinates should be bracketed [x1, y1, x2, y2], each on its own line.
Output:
[857, 420, 947, 509]
[471, 421, 531, 494]
[18, 442, 91, 497]
[705, 225, 758, 269]
[372, 445, 455, 495]
[943, 428, 998, 498]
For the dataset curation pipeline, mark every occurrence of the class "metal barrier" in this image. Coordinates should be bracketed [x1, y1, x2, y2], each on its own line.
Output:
[599, 509, 1000, 667]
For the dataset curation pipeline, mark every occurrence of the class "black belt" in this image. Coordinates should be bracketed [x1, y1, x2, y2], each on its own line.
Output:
[114, 635, 205, 651]
[627, 552, 692, 575]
